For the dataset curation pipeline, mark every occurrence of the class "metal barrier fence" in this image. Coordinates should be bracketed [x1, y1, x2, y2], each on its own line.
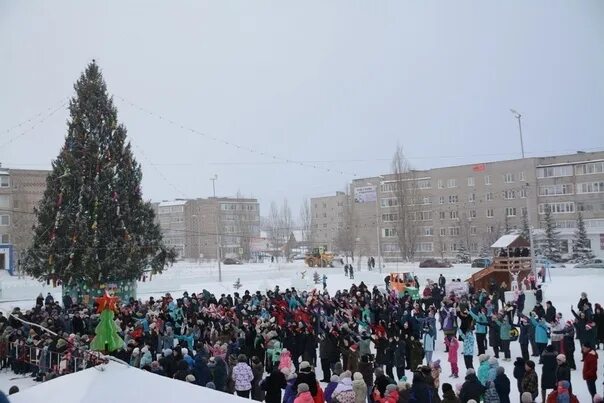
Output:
[1, 340, 101, 376]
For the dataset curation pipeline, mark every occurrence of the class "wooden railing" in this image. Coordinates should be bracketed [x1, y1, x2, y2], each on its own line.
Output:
[492, 257, 532, 272]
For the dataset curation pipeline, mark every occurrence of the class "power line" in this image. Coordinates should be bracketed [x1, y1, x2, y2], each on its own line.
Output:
[113, 94, 359, 177]
[0, 101, 69, 149]
[0, 97, 68, 137]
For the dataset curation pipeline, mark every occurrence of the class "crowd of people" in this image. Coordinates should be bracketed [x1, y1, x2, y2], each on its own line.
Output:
[0, 273, 603, 403]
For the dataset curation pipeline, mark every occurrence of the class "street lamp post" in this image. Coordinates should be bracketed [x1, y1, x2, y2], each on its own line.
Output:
[210, 174, 222, 282]
[511, 109, 536, 276]
[366, 180, 382, 273]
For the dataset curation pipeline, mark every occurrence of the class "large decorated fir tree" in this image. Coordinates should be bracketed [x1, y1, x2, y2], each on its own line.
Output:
[23, 62, 175, 293]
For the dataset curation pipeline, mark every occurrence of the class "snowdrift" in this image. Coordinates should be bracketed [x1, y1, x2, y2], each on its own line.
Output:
[9, 361, 246, 403]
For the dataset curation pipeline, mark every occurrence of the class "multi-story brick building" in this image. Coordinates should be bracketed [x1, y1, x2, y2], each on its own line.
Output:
[153, 197, 260, 261]
[0, 167, 50, 273]
[309, 191, 347, 251]
[311, 151, 604, 261]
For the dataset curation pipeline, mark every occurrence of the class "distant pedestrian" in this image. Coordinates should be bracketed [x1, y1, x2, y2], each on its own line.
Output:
[344, 264, 349, 278]
[349, 265, 354, 279]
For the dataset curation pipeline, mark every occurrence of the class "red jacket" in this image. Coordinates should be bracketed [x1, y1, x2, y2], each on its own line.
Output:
[583, 349, 598, 380]
[313, 382, 324, 403]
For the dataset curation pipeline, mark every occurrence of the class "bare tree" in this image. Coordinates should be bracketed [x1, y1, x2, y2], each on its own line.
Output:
[299, 198, 312, 244]
[279, 199, 294, 260]
[268, 202, 282, 258]
[334, 191, 358, 261]
[391, 145, 419, 261]
[458, 208, 475, 262]
[434, 230, 447, 260]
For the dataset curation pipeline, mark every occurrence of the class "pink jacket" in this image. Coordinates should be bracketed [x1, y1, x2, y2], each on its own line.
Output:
[279, 350, 293, 372]
[294, 391, 315, 403]
[445, 337, 459, 364]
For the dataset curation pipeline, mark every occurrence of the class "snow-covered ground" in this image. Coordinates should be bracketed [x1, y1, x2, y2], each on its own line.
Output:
[1, 261, 603, 401]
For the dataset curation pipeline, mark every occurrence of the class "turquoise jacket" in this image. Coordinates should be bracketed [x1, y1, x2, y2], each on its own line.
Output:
[495, 318, 512, 341]
[531, 317, 550, 344]
[478, 360, 490, 385]
[469, 311, 488, 334]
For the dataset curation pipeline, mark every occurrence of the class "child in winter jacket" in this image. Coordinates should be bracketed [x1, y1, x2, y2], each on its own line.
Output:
[477, 354, 490, 385]
[462, 331, 475, 370]
[294, 383, 315, 403]
[430, 360, 441, 389]
[279, 348, 294, 373]
[324, 375, 340, 403]
[445, 335, 460, 377]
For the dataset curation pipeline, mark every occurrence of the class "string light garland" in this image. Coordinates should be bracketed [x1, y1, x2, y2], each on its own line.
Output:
[0, 101, 68, 149]
[113, 94, 359, 177]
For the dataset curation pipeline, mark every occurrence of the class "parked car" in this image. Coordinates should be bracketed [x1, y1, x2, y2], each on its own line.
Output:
[471, 258, 492, 268]
[419, 259, 453, 268]
[223, 258, 242, 265]
[574, 259, 604, 269]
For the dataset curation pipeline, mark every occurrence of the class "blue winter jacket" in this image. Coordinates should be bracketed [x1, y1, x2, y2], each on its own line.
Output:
[478, 360, 490, 385]
[531, 317, 550, 344]
[469, 311, 488, 334]
[283, 379, 297, 403]
[463, 332, 475, 356]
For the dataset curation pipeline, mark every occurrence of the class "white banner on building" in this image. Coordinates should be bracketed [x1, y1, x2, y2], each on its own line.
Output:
[354, 186, 377, 203]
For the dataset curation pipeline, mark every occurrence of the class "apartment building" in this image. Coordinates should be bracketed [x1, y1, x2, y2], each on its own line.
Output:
[309, 192, 347, 250]
[153, 197, 260, 261]
[314, 151, 604, 261]
[0, 167, 50, 272]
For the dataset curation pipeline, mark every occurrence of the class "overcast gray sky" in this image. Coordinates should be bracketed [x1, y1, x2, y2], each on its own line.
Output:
[1, 1, 603, 216]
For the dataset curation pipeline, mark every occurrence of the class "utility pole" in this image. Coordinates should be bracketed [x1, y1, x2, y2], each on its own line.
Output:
[511, 109, 536, 277]
[210, 174, 222, 282]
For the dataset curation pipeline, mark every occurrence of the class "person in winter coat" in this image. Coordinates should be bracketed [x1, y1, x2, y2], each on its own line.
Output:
[250, 356, 265, 401]
[279, 348, 294, 374]
[283, 372, 299, 403]
[409, 336, 423, 370]
[445, 335, 460, 377]
[486, 357, 499, 383]
[469, 308, 488, 355]
[139, 346, 153, 368]
[477, 354, 490, 385]
[441, 382, 461, 403]
[325, 375, 340, 403]
[374, 383, 398, 403]
[494, 366, 510, 403]
[495, 316, 512, 361]
[263, 368, 287, 403]
[295, 361, 318, 398]
[594, 303, 604, 349]
[373, 368, 393, 399]
[352, 372, 367, 403]
[582, 343, 598, 399]
[483, 380, 500, 403]
[192, 356, 211, 387]
[393, 335, 406, 380]
[517, 316, 531, 361]
[513, 357, 526, 401]
[521, 360, 538, 401]
[408, 372, 434, 403]
[540, 344, 558, 399]
[554, 354, 570, 387]
[462, 331, 475, 370]
[173, 359, 191, 381]
[423, 331, 435, 365]
[294, 383, 315, 403]
[231, 354, 254, 399]
[459, 369, 486, 403]
[358, 355, 374, 393]
[210, 356, 228, 392]
[545, 380, 579, 403]
[331, 371, 355, 403]
[530, 313, 550, 358]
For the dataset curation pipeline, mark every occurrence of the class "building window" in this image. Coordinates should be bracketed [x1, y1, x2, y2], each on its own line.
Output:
[417, 179, 432, 189]
[448, 227, 460, 236]
[382, 213, 399, 222]
[577, 203, 594, 212]
[519, 171, 526, 181]
[470, 226, 477, 235]
[380, 198, 398, 208]
[415, 211, 433, 221]
[504, 173, 515, 183]
[486, 192, 493, 201]
[469, 209, 477, 218]
[468, 193, 476, 203]
[448, 195, 459, 204]
[577, 182, 604, 194]
[519, 188, 527, 198]
[439, 211, 445, 220]
[383, 228, 397, 237]
[467, 177, 475, 187]
[450, 211, 458, 219]
[503, 190, 515, 200]
[538, 184, 574, 196]
[422, 196, 432, 205]
[484, 175, 491, 185]
[447, 179, 457, 188]
[486, 208, 494, 218]
[0, 176, 9, 188]
[538, 202, 575, 214]
[575, 162, 604, 175]
[537, 165, 573, 178]
[415, 242, 433, 252]
[422, 227, 433, 236]
[506, 207, 517, 217]
[0, 234, 8, 243]
[487, 226, 494, 233]
[437, 179, 444, 189]
[0, 215, 9, 226]
[440, 228, 447, 236]
[439, 196, 445, 205]
[0, 195, 9, 209]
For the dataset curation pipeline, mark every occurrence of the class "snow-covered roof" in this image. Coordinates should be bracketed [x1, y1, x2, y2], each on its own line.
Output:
[491, 234, 530, 249]
[158, 200, 188, 207]
[10, 361, 246, 403]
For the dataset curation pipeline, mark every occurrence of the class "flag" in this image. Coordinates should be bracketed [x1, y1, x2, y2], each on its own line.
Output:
[472, 163, 486, 172]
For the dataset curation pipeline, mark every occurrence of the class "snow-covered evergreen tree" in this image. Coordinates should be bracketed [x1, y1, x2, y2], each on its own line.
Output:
[456, 244, 471, 263]
[542, 205, 561, 262]
[23, 62, 175, 287]
[572, 213, 594, 261]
